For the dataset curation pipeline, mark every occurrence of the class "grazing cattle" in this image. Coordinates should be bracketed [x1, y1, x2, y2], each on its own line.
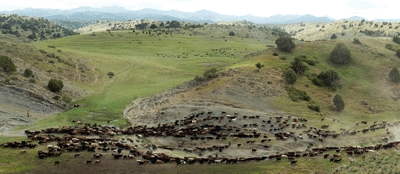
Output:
[334, 158, 342, 163]
[291, 160, 297, 164]
[86, 160, 92, 164]
[333, 154, 341, 158]
[324, 154, 329, 158]
[54, 161, 59, 165]
[252, 149, 257, 153]
[95, 160, 102, 164]
[74, 154, 80, 158]
[20, 150, 26, 153]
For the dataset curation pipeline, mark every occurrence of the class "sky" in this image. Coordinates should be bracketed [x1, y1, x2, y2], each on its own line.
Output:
[0, 0, 397, 20]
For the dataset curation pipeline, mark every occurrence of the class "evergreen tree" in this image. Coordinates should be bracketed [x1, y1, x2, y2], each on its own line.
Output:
[389, 67, 400, 83]
[333, 94, 345, 111]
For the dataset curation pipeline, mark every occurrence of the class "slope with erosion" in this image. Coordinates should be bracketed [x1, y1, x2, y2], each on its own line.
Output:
[10, 27, 273, 132]
[0, 35, 94, 135]
[125, 36, 400, 147]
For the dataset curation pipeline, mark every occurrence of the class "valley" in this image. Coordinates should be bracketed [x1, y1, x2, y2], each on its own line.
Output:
[1, 14, 400, 174]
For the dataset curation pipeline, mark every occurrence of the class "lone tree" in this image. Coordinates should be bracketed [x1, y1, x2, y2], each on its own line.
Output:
[255, 62, 264, 73]
[229, 31, 235, 36]
[284, 69, 297, 84]
[48, 78, 64, 92]
[0, 55, 16, 72]
[389, 67, 400, 83]
[333, 94, 345, 111]
[275, 36, 296, 53]
[330, 43, 352, 65]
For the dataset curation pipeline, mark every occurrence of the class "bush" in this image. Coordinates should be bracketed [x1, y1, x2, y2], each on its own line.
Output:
[62, 94, 72, 103]
[194, 75, 203, 82]
[229, 31, 235, 36]
[389, 67, 400, 83]
[308, 104, 320, 112]
[52, 95, 61, 100]
[285, 86, 311, 102]
[284, 69, 297, 84]
[5, 77, 10, 83]
[290, 57, 308, 74]
[0, 55, 16, 72]
[397, 49, 400, 58]
[108, 72, 115, 78]
[279, 56, 287, 60]
[24, 68, 33, 77]
[386, 44, 395, 51]
[317, 70, 341, 89]
[255, 62, 264, 73]
[273, 52, 279, 56]
[330, 43, 352, 65]
[203, 67, 218, 78]
[353, 38, 362, 44]
[331, 34, 337, 39]
[333, 94, 345, 111]
[48, 78, 64, 92]
[393, 36, 400, 44]
[275, 36, 296, 53]
[28, 78, 36, 83]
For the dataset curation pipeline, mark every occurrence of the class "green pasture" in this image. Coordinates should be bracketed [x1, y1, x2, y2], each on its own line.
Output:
[23, 29, 269, 129]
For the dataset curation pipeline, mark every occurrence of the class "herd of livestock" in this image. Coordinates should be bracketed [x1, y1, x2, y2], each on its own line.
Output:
[2, 110, 400, 166]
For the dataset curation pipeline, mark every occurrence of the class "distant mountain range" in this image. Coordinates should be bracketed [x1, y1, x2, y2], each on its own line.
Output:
[1, 6, 400, 25]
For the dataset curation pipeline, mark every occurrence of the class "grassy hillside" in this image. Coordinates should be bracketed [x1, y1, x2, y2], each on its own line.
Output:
[237, 37, 400, 131]
[0, 14, 79, 41]
[17, 28, 274, 130]
[280, 20, 400, 41]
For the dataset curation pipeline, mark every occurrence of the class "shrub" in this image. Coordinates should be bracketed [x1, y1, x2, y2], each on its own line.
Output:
[284, 69, 297, 84]
[333, 94, 345, 111]
[273, 52, 279, 56]
[194, 75, 203, 82]
[24, 68, 33, 77]
[386, 44, 395, 51]
[353, 38, 362, 44]
[331, 34, 337, 39]
[52, 95, 61, 100]
[0, 55, 16, 72]
[393, 36, 400, 44]
[108, 72, 115, 78]
[317, 70, 341, 89]
[389, 67, 400, 83]
[397, 49, 400, 58]
[279, 56, 287, 60]
[290, 57, 308, 74]
[48, 78, 64, 92]
[308, 104, 320, 112]
[330, 43, 352, 65]
[5, 77, 10, 83]
[203, 67, 218, 78]
[275, 36, 296, 53]
[28, 78, 36, 83]
[285, 86, 311, 102]
[62, 94, 72, 103]
[229, 31, 235, 36]
[255, 62, 264, 73]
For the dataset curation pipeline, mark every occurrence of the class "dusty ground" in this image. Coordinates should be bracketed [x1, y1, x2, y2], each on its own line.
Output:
[124, 67, 286, 127]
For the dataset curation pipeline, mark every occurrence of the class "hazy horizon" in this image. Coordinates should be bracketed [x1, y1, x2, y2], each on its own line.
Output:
[1, 0, 398, 21]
